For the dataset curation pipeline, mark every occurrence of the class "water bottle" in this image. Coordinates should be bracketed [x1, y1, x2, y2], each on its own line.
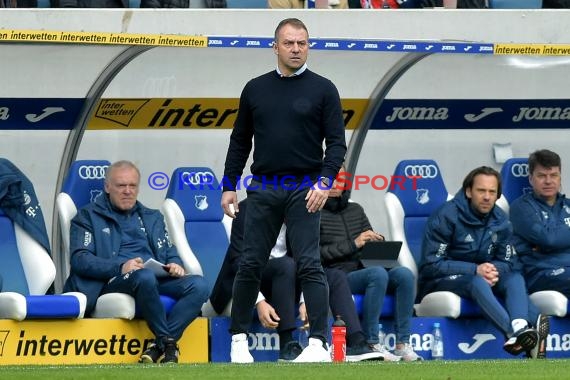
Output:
[432, 322, 444, 360]
[378, 323, 386, 347]
[331, 315, 346, 362]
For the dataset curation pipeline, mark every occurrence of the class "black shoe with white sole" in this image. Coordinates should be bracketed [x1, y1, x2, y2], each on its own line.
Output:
[504, 327, 538, 356]
[527, 314, 550, 359]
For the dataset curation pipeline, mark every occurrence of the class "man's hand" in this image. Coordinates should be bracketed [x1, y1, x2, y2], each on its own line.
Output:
[305, 181, 329, 213]
[477, 262, 499, 286]
[298, 302, 309, 329]
[256, 300, 280, 329]
[121, 257, 144, 274]
[221, 191, 239, 218]
[164, 262, 186, 278]
[354, 230, 385, 248]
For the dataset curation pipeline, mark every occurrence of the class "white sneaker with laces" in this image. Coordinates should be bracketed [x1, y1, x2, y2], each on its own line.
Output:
[369, 344, 402, 362]
[230, 333, 254, 363]
[292, 337, 332, 363]
[394, 343, 423, 361]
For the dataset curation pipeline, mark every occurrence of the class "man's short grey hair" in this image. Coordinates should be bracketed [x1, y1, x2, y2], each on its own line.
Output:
[105, 160, 141, 184]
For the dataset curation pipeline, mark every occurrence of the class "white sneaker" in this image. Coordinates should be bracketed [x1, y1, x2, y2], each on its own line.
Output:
[292, 338, 332, 363]
[230, 333, 254, 363]
[369, 344, 402, 362]
[394, 343, 423, 361]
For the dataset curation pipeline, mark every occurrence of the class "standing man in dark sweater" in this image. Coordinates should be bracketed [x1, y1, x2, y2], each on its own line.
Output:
[222, 18, 347, 363]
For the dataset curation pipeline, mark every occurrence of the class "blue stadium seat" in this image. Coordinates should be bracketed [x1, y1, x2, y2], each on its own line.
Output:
[0, 158, 86, 320]
[384, 159, 452, 281]
[496, 157, 531, 215]
[353, 293, 395, 318]
[489, 0, 542, 8]
[384, 159, 483, 318]
[56, 160, 176, 319]
[162, 167, 230, 316]
[56, 160, 111, 261]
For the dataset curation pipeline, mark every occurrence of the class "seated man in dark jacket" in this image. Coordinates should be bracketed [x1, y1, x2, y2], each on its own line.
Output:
[63, 160, 208, 364]
[419, 166, 546, 358]
[510, 150, 570, 297]
[210, 198, 303, 362]
[510, 149, 567, 358]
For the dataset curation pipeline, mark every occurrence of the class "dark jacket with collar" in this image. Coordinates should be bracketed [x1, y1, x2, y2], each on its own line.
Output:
[0, 158, 51, 255]
[319, 191, 369, 273]
[510, 192, 570, 288]
[63, 193, 182, 314]
[419, 190, 515, 297]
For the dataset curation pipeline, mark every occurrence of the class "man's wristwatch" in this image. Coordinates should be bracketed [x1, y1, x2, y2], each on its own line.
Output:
[319, 176, 331, 188]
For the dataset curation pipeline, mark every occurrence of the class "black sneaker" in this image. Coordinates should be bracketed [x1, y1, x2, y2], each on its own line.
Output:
[527, 314, 550, 359]
[161, 337, 179, 364]
[346, 343, 383, 362]
[504, 327, 538, 356]
[139, 343, 163, 363]
[278, 341, 303, 362]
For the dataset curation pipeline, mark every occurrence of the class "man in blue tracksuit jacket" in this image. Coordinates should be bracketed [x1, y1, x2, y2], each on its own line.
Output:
[419, 166, 545, 358]
[63, 160, 208, 364]
[510, 149, 570, 296]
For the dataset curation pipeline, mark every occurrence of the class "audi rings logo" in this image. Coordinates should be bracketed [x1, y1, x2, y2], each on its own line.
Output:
[510, 163, 529, 178]
[78, 165, 108, 180]
[181, 171, 215, 186]
[404, 165, 438, 179]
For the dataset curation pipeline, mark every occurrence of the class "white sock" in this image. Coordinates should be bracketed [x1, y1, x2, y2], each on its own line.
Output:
[511, 319, 528, 333]
[232, 333, 247, 342]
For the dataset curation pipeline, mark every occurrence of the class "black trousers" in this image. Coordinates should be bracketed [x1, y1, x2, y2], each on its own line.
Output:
[230, 180, 330, 343]
[260, 256, 299, 333]
[325, 267, 364, 337]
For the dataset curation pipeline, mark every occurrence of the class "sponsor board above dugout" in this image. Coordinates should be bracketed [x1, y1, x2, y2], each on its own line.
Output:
[4, 28, 570, 57]
[2, 98, 570, 131]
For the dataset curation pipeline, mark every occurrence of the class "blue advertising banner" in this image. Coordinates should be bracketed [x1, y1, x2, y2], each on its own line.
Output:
[3, 98, 569, 131]
[210, 316, 570, 362]
[0, 98, 83, 130]
[207, 36, 494, 55]
[371, 99, 570, 130]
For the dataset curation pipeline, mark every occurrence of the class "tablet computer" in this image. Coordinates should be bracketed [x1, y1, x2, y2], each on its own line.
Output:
[359, 241, 403, 268]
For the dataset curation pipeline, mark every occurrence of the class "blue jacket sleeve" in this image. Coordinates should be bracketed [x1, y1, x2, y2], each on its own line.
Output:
[489, 234, 515, 275]
[487, 211, 516, 274]
[68, 210, 123, 280]
[510, 197, 570, 251]
[421, 209, 478, 279]
[149, 213, 183, 267]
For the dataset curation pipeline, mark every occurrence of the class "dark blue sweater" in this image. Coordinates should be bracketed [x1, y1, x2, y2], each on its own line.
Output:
[223, 69, 346, 191]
